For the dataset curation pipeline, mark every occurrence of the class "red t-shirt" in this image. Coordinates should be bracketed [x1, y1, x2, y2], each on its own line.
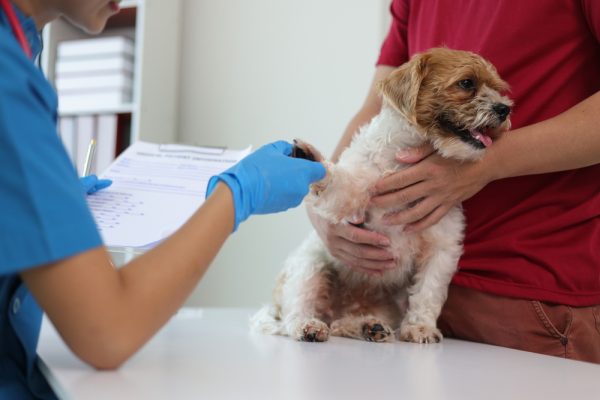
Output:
[377, 0, 600, 306]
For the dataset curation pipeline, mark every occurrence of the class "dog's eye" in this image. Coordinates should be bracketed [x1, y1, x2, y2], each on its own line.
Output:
[458, 79, 475, 90]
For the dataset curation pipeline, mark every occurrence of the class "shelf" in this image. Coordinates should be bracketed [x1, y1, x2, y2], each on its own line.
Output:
[58, 103, 135, 117]
[43, 0, 183, 145]
[120, 0, 138, 8]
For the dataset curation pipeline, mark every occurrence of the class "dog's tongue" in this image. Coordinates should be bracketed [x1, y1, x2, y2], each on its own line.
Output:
[470, 129, 493, 148]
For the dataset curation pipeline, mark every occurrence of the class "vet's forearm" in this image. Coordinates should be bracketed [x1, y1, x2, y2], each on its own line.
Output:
[485, 91, 600, 181]
[23, 183, 234, 369]
[115, 183, 234, 349]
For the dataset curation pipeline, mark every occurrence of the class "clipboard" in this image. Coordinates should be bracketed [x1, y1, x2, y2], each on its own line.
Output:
[88, 140, 252, 249]
[158, 143, 227, 155]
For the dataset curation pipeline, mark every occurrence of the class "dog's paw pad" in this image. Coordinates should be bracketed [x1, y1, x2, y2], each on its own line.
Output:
[298, 319, 330, 342]
[399, 325, 443, 344]
[362, 320, 392, 342]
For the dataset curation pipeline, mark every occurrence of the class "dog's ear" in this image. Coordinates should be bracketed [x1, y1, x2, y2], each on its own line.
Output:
[378, 52, 430, 124]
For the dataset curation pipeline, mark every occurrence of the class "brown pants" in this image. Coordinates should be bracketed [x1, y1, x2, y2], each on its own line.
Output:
[437, 285, 600, 364]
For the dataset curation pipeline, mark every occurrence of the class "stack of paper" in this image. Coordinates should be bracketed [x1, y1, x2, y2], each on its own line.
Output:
[86, 141, 252, 249]
[55, 36, 134, 112]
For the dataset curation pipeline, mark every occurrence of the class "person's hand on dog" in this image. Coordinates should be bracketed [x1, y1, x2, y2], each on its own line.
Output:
[370, 143, 491, 232]
[304, 145, 432, 276]
[307, 206, 396, 276]
[206, 140, 326, 231]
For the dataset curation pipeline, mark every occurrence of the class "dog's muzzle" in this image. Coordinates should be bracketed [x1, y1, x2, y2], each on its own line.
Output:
[492, 103, 511, 122]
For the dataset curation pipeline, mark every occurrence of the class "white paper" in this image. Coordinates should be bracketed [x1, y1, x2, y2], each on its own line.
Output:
[86, 141, 252, 248]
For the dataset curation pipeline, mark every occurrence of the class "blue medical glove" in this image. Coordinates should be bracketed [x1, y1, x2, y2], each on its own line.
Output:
[205, 140, 326, 231]
[80, 175, 113, 195]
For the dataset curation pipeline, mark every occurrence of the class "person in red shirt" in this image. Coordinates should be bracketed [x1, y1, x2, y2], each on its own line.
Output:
[309, 0, 600, 362]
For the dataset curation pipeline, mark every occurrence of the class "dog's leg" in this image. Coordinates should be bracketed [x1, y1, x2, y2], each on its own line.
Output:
[293, 141, 373, 226]
[281, 267, 335, 342]
[398, 251, 455, 344]
[251, 291, 330, 341]
[330, 315, 394, 343]
[250, 304, 283, 335]
[277, 234, 337, 342]
[399, 214, 463, 344]
[306, 164, 372, 225]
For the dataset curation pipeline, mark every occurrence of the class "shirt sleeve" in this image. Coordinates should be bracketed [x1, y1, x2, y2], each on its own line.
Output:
[376, 0, 410, 66]
[0, 28, 102, 274]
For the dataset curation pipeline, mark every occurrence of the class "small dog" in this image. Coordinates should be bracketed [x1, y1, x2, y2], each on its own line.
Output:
[252, 48, 512, 344]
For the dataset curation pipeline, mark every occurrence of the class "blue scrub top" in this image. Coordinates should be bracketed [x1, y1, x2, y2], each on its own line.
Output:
[0, 3, 102, 399]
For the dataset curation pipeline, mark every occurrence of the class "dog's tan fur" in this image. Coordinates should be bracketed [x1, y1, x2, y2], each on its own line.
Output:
[252, 48, 512, 343]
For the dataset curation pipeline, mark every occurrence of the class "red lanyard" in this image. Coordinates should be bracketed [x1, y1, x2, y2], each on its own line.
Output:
[1, 0, 32, 58]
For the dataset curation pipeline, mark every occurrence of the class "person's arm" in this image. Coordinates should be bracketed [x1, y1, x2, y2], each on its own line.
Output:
[371, 90, 600, 231]
[21, 183, 233, 369]
[307, 66, 398, 274]
[21, 141, 325, 370]
[330, 66, 395, 162]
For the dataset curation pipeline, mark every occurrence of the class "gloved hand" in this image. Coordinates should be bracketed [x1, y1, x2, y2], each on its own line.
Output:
[205, 140, 326, 231]
[80, 175, 113, 195]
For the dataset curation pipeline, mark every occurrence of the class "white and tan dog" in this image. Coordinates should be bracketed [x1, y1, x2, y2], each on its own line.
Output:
[252, 48, 512, 344]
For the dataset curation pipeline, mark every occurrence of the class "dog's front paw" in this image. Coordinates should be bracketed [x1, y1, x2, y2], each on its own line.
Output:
[295, 319, 330, 342]
[330, 316, 393, 343]
[361, 320, 393, 343]
[398, 324, 443, 344]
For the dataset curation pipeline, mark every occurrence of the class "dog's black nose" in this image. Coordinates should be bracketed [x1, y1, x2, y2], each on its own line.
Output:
[492, 103, 511, 121]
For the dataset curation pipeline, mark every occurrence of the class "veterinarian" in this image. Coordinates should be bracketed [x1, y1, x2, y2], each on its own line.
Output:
[0, 0, 326, 398]
[310, 0, 600, 362]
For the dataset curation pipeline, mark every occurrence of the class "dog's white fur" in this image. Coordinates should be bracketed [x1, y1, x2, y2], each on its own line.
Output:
[251, 48, 512, 343]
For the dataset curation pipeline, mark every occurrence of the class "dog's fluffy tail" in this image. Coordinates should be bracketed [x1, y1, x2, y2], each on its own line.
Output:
[250, 304, 283, 335]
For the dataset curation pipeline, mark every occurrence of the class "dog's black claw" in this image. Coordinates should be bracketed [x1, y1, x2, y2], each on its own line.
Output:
[291, 144, 316, 161]
[303, 332, 317, 342]
[362, 322, 389, 342]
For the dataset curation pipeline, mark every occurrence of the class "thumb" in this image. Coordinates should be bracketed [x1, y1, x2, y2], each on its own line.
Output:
[396, 143, 434, 163]
[80, 174, 98, 189]
[267, 140, 293, 156]
[95, 179, 113, 191]
[305, 161, 327, 183]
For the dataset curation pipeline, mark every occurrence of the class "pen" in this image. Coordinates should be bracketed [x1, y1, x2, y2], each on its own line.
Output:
[83, 138, 97, 176]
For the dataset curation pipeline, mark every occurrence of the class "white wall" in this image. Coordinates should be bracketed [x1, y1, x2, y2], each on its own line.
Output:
[178, 0, 391, 307]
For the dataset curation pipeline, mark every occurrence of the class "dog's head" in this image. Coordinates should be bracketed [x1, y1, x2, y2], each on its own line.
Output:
[379, 47, 512, 160]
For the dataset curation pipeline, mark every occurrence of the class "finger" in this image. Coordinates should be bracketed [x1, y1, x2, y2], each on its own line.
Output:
[371, 168, 424, 196]
[354, 265, 385, 276]
[267, 140, 293, 156]
[95, 179, 113, 191]
[303, 161, 327, 182]
[383, 197, 438, 226]
[80, 174, 98, 187]
[370, 181, 429, 209]
[336, 248, 396, 272]
[406, 205, 450, 233]
[336, 223, 391, 247]
[396, 144, 435, 164]
[337, 239, 395, 262]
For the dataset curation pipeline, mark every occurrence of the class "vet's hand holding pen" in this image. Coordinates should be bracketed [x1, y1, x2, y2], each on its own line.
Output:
[79, 174, 113, 195]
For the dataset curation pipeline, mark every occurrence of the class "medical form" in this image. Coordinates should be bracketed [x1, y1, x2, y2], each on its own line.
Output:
[87, 141, 251, 248]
